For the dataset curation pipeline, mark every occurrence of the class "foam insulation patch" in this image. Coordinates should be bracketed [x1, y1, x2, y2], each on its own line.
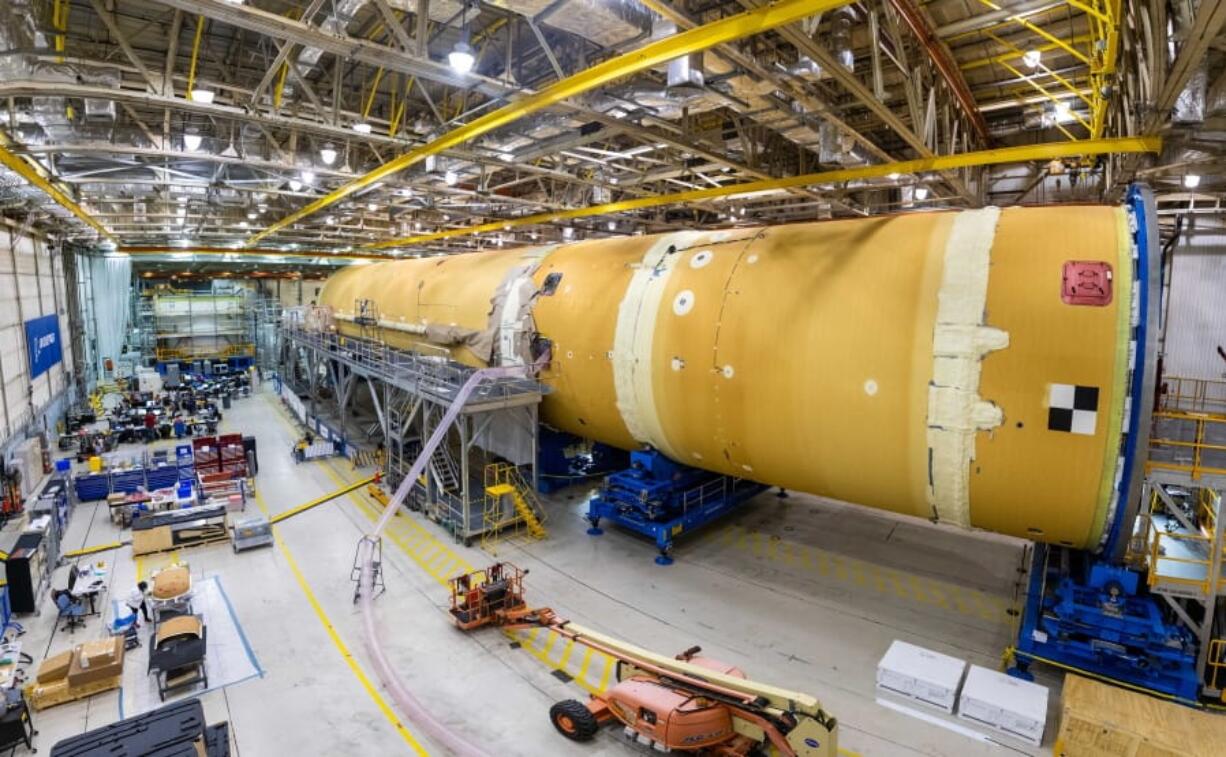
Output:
[612, 232, 701, 459]
[927, 208, 1008, 527]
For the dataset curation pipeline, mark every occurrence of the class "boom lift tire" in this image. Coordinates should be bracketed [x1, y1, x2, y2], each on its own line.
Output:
[549, 699, 599, 741]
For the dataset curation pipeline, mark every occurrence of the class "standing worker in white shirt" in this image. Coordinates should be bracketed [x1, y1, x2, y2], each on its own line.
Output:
[126, 581, 152, 626]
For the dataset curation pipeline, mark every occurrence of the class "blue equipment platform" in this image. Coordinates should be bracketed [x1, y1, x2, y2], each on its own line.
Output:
[1009, 544, 1200, 702]
[537, 428, 627, 494]
[586, 450, 767, 565]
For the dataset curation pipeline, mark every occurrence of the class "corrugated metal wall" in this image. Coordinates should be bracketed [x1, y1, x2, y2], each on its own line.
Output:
[1162, 232, 1226, 381]
[0, 224, 75, 444]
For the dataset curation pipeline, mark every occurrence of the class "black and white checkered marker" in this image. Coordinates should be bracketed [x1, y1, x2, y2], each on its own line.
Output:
[1048, 384, 1099, 435]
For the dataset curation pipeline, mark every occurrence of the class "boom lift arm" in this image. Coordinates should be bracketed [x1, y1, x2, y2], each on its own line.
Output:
[448, 562, 838, 756]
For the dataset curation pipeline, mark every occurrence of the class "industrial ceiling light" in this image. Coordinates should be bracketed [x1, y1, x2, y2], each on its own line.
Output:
[319, 143, 338, 165]
[352, 122, 372, 135]
[190, 88, 215, 104]
[449, 2, 475, 74]
[301, 169, 315, 184]
[562, 226, 575, 239]
[444, 170, 458, 186]
[1054, 101, 1074, 123]
[499, 152, 514, 162]
[1023, 49, 1042, 69]
[367, 202, 379, 212]
[247, 211, 257, 220]
[288, 179, 303, 191]
[1184, 174, 1202, 189]
[239, 220, 249, 228]
[914, 186, 930, 201]
[449, 42, 475, 75]
[325, 215, 336, 225]
[183, 130, 203, 151]
[886, 172, 901, 181]
[607, 221, 616, 231]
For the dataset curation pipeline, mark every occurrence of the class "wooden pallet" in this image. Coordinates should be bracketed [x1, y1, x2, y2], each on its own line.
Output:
[132, 533, 231, 557]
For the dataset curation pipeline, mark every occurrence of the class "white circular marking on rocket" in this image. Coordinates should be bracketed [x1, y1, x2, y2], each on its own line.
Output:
[722, 365, 735, 379]
[673, 290, 695, 315]
[690, 251, 713, 269]
[864, 379, 878, 396]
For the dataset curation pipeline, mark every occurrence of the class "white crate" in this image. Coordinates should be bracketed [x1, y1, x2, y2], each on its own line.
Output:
[876, 640, 967, 713]
[957, 664, 1048, 746]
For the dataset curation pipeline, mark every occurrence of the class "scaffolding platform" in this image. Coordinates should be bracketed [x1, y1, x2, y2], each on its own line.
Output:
[280, 324, 547, 545]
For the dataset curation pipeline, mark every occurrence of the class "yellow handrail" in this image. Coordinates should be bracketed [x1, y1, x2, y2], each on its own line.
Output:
[1208, 639, 1226, 697]
[1147, 410, 1226, 480]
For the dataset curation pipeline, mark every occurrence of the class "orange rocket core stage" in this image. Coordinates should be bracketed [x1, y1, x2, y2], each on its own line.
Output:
[321, 205, 1135, 550]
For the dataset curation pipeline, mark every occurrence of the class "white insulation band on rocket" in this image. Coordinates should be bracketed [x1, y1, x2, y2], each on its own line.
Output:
[611, 232, 701, 459]
[926, 207, 1008, 527]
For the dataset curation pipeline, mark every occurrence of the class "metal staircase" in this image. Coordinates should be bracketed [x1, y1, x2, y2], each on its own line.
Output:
[429, 444, 462, 493]
[481, 463, 548, 549]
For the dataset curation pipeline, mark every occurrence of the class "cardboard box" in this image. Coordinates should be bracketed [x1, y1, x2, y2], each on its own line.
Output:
[876, 640, 967, 713]
[66, 637, 124, 688]
[36, 651, 72, 684]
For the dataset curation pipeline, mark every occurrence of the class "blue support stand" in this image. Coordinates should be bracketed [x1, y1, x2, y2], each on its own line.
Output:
[537, 428, 628, 494]
[586, 450, 767, 565]
[1009, 545, 1200, 702]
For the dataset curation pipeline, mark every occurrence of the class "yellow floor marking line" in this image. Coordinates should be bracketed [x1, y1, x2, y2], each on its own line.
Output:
[250, 487, 429, 755]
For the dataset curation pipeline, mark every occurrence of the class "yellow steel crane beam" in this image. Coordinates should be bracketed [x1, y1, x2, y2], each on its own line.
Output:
[0, 135, 117, 242]
[245, 0, 853, 245]
[364, 136, 1161, 250]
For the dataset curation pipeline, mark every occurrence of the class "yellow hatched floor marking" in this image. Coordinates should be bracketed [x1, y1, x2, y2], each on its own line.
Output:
[251, 487, 429, 755]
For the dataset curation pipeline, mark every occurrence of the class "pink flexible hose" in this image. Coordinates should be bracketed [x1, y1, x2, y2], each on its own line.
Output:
[357, 363, 538, 755]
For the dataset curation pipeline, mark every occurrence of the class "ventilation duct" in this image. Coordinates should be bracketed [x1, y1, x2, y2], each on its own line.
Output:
[830, 8, 856, 72]
[1173, 61, 1207, 124]
[538, 0, 651, 48]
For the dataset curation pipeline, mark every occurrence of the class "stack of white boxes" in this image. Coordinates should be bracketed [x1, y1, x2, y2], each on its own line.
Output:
[876, 640, 1048, 747]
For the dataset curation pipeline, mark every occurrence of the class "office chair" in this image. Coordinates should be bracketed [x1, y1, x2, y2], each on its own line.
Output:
[53, 591, 86, 634]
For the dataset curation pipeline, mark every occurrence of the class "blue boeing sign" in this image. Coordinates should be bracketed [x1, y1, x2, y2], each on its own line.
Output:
[24, 314, 62, 379]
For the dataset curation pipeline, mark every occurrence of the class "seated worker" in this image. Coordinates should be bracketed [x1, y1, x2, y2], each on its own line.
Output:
[293, 432, 314, 464]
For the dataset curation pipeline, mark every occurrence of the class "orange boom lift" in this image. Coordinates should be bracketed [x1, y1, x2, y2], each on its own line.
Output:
[449, 563, 838, 756]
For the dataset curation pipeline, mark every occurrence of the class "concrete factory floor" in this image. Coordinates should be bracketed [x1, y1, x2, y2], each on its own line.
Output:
[15, 388, 1057, 756]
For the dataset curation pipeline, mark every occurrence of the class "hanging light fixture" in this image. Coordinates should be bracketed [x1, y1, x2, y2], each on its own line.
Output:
[301, 169, 315, 184]
[367, 202, 379, 212]
[183, 129, 203, 151]
[914, 186, 930, 201]
[352, 122, 372, 135]
[319, 142, 338, 165]
[190, 88, 215, 104]
[449, 2, 475, 74]
[1184, 174, 1202, 189]
[444, 170, 458, 186]
[288, 179, 303, 191]
[1022, 49, 1042, 69]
